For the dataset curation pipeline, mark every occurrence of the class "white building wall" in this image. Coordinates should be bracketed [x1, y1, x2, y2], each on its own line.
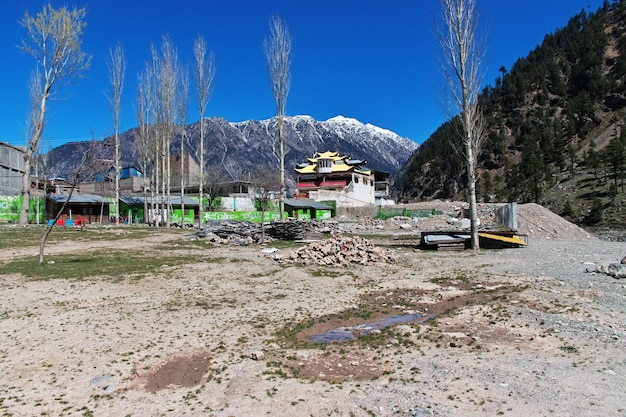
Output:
[352, 177, 375, 205]
[221, 196, 256, 211]
[376, 198, 396, 206]
[308, 173, 375, 207]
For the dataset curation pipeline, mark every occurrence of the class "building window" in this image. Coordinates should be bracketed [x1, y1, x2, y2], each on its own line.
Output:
[318, 159, 331, 169]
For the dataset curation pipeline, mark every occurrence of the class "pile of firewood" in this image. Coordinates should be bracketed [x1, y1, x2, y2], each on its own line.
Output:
[267, 220, 309, 240]
[274, 235, 395, 266]
[268, 219, 339, 240]
[191, 219, 339, 245]
[194, 221, 272, 244]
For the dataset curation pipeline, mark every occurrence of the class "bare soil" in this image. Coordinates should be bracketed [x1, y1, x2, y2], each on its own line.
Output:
[1, 203, 625, 417]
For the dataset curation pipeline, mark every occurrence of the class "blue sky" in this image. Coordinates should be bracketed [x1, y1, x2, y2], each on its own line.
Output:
[0, 0, 607, 149]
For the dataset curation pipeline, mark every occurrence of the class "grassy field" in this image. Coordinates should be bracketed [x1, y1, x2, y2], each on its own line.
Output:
[0, 225, 193, 280]
[0, 224, 158, 250]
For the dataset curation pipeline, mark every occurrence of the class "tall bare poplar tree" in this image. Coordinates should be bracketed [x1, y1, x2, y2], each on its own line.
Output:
[106, 42, 126, 224]
[18, 4, 91, 225]
[193, 36, 216, 227]
[146, 36, 179, 227]
[136, 68, 154, 224]
[264, 16, 292, 221]
[177, 68, 190, 227]
[148, 46, 162, 226]
[435, 0, 487, 250]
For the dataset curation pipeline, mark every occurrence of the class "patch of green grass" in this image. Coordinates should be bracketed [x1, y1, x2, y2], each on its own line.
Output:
[156, 238, 211, 250]
[559, 345, 579, 354]
[276, 303, 376, 348]
[429, 268, 474, 284]
[264, 240, 304, 250]
[0, 249, 213, 281]
[275, 317, 318, 347]
[0, 225, 168, 251]
[310, 268, 352, 278]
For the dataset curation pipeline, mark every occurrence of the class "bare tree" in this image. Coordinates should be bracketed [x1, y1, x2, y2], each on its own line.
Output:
[253, 167, 280, 243]
[148, 46, 162, 226]
[435, 0, 487, 250]
[26, 83, 44, 224]
[158, 36, 179, 228]
[147, 36, 179, 227]
[177, 67, 190, 227]
[193, 36, 216, 227]
[32, 145, 50, 225]
[264, 15, 292, 221]
[136, 68, 154, 224]
[18, 4, 91, 225]
[106, 42, 126, 224]
[204, 165, 229, 213]
[39, 139, 100, 265]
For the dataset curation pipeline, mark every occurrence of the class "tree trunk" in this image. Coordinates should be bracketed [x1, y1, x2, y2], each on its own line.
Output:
[39, 183, 77, 265]
[19, 155, 32, 225]
[199, 118, 204, 228]
[278, 116, 285, 221]
[466, 142, 479, 250]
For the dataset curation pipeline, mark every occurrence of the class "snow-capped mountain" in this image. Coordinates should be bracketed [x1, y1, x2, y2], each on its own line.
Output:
[46, 115, 418, 186]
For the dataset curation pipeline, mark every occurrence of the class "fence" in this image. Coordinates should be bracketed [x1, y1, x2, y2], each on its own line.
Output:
[376, 207, 442, 220]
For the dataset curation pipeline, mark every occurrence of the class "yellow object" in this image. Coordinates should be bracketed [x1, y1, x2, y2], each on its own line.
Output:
[478, 232, 527, 246]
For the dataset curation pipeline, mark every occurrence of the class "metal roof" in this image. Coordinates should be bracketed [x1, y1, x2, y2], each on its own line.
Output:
[284, 199, 334, 210]
[47, 194, 109, 204]
[120, 195, 199, 206]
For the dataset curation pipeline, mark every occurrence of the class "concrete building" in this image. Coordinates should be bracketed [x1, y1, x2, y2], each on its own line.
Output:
[294, 151, 391, 207]
[0, 141, 25, 196]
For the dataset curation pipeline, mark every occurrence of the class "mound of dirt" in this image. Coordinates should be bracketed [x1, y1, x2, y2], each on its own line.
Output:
[516, 203, 596, 240]
[339, 201, 597, 241]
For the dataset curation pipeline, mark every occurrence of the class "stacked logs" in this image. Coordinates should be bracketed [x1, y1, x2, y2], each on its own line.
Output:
[268, 219, 339, 240]
[268, 220, 308, 240]
[275, 235, 395, 266]
[195, 221, 271, 244]
[192, 219, 340, 245]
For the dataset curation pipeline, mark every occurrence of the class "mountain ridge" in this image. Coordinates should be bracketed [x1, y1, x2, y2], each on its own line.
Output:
[394, 1, 626, 232]
[46, 115, 418, 188]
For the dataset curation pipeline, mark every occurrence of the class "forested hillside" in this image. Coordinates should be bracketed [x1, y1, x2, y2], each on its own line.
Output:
[395, 0, 626, 230]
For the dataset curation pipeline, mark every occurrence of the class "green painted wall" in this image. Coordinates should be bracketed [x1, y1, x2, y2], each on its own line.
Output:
[204, 211, 281, 223]
[0, 195, 45, 223]
[170, 209, 195, 224]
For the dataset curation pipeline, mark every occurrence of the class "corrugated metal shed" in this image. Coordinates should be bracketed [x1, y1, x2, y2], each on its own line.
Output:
[284, 199, 334, 210]
[47, 194, 109, 204]
[120, 195, 199, 206]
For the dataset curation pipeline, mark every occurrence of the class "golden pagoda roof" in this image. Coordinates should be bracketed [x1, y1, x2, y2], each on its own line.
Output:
[295, 151, 357, 174]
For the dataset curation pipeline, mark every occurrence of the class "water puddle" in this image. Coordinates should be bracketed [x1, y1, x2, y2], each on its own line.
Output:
[90, 374, 117, 392]
[309, 313, 436, 343]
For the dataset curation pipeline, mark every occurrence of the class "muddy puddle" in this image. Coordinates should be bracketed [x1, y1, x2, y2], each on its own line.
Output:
[309, 314, 435, 343]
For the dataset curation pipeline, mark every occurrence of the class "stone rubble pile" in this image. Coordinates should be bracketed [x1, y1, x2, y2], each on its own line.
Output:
[594, 263, 626, 279]
[274, 235, 395, 266]
[585, 255, 626, 279]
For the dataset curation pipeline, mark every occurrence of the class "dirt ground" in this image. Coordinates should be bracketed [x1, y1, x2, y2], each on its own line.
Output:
[0, 203, 625, 417]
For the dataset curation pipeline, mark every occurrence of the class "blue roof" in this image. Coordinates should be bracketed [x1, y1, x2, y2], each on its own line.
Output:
[120, 195, 199, 206]
[284, 199, 334, 210]
[47, 194, 109, 204]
